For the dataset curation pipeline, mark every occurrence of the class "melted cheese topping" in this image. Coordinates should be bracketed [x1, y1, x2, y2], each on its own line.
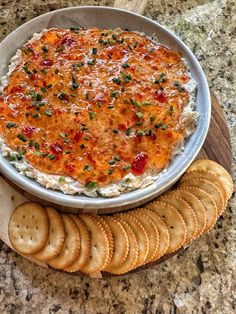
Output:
[0, 28, 191, 190]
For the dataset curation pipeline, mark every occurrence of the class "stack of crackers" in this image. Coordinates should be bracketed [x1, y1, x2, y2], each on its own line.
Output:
[8, 160, 233, 276]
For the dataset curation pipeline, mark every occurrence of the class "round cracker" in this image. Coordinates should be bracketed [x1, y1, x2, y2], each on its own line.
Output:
[179, 178, 224, 215]
[48, 214, 80, 269]
[116, 213, 149, 268]
[178, 186, 217, 232]
[131, 210, 159, 263]
[171, 189, 207, 237]
[103, 216, 129, 272]
[96, 216, 114, 267]
[79, 214, 109, 274]
[158, 194, 198, 244]
[9, 202, 49, 255]
[180, 170, 227, 211]
[186, 159, 233, 200]
[34, 207, 65, 261]
[145, 201, 187, 254]
[64, 215, 90, 273]
[139, 208, 170, 261]
[109, 217, 138, 275]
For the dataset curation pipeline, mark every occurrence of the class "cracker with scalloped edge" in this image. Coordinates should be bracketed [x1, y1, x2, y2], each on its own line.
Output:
[179, 178, 224, 216]
[145, 201, 187, 254]
[170, 189, 206, 237]
[131, 210, 159, 264]
[103, 216, 129, 272]
[64, 215, 90, 273]
[96, 216, 114, 267]
[48, 214, 80, 269]
[139, 208, 170, 261]
[9, 202, 49, 255]
[186, 159, 233, 200]
[79, 214, 109, 274]
[180, 170, 227, 212]
[158, 194, 198, 244]
[34, 207, 65, 261]
[109, 217, 138, 275]
[177, 186, 217, 232]
[116, 213, 149, 268]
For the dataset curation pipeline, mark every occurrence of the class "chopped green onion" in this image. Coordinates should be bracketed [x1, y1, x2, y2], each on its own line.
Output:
[125, 177, 131, 182]
[108, 169, 113, 175]
[108, 159, 116, 165]
[47, 84, 52, 89]
[84, 165, 92, 171]
[48, 154, 55, 160]
[65, 150, 71, 154]
[112, 77, 121, 85]
[36, 94, 43, 101]
[40, 87, 46, 93]
[89, 111, 95, 120]
[174, 81, 185, 92]
[162, 124, 168, 130]
[44, 109, 52, 117]
[22, 66, 31, 74]
[111, 91, 119, 99]
[136, 121, 142, 126]
[6, 122, 16, 129]
[92, 47, 97, 54]
[41, 68, 47, 75]
[85, 181, 97, 189]
[80, 144, 85, 149]
[113, 129, 119, 134]
[126, 127, 132, 136]
[133, 41, 138, 48]
[85, 92, 90, 100]
[136, 112, 143, 119]
[34, 142, 40, 149]
[154, 122, 163, 129]
[41, 46, 48, 52]
[98, 101, 102, 108]
[137, 130, 144, 136]
[34, 151, 41, 157]
[114, 156, 120, 161]
[122, 62, 130, 69]
[150, 115, 156, 123]
[108, 105, 114, 109]
[32, 113, 39, 119]
[59, 176, 65, 183]
[87, 60, 95, 65]
[29, 139, 34, 147]
[123, 165, 131, 170]
[17, 134, 27, 142]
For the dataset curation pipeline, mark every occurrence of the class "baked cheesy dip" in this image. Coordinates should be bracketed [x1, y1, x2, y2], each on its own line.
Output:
[0, 27, 198, 197]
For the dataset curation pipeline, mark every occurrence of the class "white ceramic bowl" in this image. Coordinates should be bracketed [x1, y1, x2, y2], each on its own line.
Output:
[0, 6, 211, 212]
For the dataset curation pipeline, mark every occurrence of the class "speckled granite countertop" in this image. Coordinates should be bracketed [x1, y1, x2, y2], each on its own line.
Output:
[0, 0, 235, 313]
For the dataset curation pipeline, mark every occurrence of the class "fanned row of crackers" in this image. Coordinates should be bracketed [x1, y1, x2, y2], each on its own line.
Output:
[8, 160, 233, 276]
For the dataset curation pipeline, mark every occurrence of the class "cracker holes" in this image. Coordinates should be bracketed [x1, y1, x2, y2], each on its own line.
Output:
[162, 215, 165, 218]
[36, 226, 38, 230]
[170, 226, 174, 229]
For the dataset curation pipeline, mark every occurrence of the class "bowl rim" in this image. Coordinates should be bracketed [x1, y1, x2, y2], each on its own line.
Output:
[0, 6, 211, 210]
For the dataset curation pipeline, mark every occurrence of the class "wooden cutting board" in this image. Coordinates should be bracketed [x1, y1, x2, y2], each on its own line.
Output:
[0, 0, 232, 277]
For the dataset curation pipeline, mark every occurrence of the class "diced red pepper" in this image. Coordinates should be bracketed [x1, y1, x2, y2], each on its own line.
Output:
[154, 91, 167, 103]
[131, 151, 148, 176]
[50, 143, 63, 155]
[40, 60, 53, 67]
[73, 131, 83, 143]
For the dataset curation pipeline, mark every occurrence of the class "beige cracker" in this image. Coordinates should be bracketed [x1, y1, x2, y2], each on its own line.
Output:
[158, 194, 198, 244]
[131, 210, 159, 264]
[170, 189, 207, 237]
[109, 217, 138, 275]
[48, 214, 80, 269]
[145, 201, 187, 254]
[177, 187, 217, 232]
[139, 208, 170, 261]
[80, 214, 109, 274]
[103, 216, 129, 272]
[64, 215, 90, 273]
[34, 207, 65, 261]
[186, 159, 233, 200]
[116, 213, 149, 268]
[9, 202, 49, 255]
